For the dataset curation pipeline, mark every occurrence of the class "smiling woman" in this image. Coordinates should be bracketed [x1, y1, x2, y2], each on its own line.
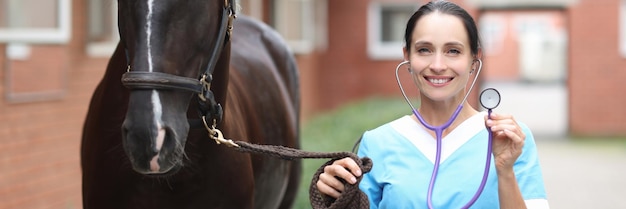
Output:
[314, 1, 549, 208]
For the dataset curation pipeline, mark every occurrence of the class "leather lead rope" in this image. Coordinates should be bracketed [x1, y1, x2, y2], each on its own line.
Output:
[231, 140, 373, 209]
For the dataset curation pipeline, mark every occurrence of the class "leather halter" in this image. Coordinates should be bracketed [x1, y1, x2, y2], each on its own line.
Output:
[121, 0, 236, 125]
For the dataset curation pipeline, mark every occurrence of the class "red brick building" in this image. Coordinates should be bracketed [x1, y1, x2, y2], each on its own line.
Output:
[0, 0, 624, 208]
[568, 0, 626, 136]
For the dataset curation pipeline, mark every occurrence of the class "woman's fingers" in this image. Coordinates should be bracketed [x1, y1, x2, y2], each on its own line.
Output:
[485, 112, 527, 170]
[316, 157, 362, 198]
[485, 113, 516, 126]
[502, 128, 524, 144]
[325, 160, 358, 184]
[317, 172, 345, 198]
[332, 157, 362, 178]
[490, 124, 518, 134]
[485, 113, 525, 139]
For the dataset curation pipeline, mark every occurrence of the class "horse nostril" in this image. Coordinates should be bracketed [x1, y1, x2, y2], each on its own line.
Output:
[121, 122, 130, 136]
[121, 121, 184, 174]
[155, 126, 166, 152]
[150, 154, 161, 172]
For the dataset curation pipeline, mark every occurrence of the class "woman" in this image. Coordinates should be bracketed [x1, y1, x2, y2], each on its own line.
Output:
[315, 1, 549, 208]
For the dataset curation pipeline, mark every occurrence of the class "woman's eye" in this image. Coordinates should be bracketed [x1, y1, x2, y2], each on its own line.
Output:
[448, 49, 461, 54]
[417, 48, 431, 54]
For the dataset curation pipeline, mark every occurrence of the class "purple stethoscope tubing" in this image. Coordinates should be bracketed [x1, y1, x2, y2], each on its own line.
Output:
[394, 60, 494, 209]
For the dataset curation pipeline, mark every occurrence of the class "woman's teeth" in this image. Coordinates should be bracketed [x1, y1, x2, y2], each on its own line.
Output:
[429, 78, 451, 84]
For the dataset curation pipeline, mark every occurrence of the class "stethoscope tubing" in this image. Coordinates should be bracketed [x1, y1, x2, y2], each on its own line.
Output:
[464, 109, 494, 208]
[394, 60, 493, 209]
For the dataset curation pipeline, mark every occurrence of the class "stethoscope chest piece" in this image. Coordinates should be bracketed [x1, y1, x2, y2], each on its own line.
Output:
[479, 88, 500, 110]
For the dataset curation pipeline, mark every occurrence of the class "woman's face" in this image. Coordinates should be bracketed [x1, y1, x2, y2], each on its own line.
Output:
[403, 12, 475, 102]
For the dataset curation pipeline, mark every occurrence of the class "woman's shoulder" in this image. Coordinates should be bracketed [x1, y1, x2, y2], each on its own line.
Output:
[363, 115, 412, 137]
[357, 115, 417, 157]
[358, 115, 415, 147]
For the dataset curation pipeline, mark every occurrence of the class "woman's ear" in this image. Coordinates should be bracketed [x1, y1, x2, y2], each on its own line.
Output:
[471, 48, 484, 72]
[402, 47, 412, 72]
[474, 48, 483, 60]
[403, 47, 410, 62]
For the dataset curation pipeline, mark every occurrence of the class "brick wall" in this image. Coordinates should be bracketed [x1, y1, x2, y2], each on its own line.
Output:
[294, 53, 322, 121]
[569, 0, 626, 136]
[0, 0, 106, 208]
[0, 47, 108, 208]
[0, 45, 73, 209]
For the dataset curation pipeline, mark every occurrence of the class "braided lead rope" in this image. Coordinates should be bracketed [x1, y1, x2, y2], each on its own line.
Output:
[308, 155, 372, 209]
[232, 141, 373, 209]
[202, 121, 373, 208]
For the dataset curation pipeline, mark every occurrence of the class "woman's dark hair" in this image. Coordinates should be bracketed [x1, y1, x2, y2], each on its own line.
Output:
[404, 0, 481, 56]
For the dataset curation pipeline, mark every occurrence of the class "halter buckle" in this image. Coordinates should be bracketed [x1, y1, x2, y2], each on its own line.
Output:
[202, 116, 239, 147]
[199, 74, 212, 102]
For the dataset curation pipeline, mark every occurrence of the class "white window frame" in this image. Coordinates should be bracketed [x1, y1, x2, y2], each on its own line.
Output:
[273, 0, 327, 54]
[86, 0, 120, 57]
[0, 0, 72, 44]
[367, 2, 418, 60]
[619, 0, 626, 58]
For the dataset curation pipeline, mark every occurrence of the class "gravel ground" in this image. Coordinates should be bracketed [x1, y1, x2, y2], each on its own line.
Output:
[536, 138, 626, 209]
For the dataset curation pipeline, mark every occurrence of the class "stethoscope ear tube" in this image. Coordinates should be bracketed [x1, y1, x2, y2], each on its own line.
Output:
[395, 61, 417, 111]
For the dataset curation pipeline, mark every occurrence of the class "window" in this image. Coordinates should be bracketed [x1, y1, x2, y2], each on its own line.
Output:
[272, 0, 327, 54]
[621, 0, 626, 58]
[368, 2, 417, 60]
[87, 0, 119, 57]
[0, 0, 71, 43]
[514, 14, 567, 82]
[238, 0, 263, 20]
[479, 13, 507, 56]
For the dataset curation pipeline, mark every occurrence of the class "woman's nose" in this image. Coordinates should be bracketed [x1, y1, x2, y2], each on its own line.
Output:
[429, 54, 447, 73]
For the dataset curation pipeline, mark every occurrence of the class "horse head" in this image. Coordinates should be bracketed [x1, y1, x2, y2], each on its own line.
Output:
[118, 0, 235, 175]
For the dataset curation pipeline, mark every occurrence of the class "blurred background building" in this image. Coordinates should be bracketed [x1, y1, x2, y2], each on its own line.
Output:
[0, 0, 624, 208]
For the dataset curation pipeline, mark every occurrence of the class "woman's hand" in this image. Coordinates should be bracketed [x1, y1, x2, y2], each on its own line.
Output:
[316, 157, 363, 198]
[485, 112, 526, 173]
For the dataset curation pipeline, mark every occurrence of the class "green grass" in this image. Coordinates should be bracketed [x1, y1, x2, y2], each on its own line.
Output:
[292, 96, 413, 208]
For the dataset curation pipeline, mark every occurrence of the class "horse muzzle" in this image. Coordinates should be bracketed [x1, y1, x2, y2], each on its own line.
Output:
[121, 117, 187, 175]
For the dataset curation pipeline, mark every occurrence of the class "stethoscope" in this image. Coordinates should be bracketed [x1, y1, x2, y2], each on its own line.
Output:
[395, 60, 501, 209]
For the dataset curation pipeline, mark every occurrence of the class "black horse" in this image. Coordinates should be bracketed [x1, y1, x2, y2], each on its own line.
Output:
[81, 0, 301, 208]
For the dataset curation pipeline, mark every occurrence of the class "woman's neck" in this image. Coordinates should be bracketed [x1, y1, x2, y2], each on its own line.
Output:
[412, 96, 478, 138]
